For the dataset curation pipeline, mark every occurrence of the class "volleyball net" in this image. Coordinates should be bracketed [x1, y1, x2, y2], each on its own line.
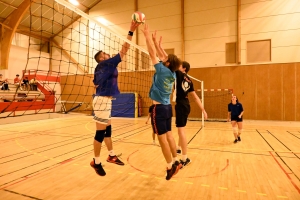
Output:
[0, 0, 154, 118]
[0, 0, 230, 126]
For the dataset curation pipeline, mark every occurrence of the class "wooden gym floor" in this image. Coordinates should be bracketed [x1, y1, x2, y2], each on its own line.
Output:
[0, 114, 299, 200]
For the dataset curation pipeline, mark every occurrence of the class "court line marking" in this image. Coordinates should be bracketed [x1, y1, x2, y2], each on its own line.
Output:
[269, 151, 300, 194]
[3, 189, 42, 200]
[3, 119, 291, 199]
[257, 193, 267, 196]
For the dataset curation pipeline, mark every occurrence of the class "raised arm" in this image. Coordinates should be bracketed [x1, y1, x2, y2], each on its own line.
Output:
[152, 31, 168, 62]
[190, 91, 208, 119]
[141, 24, 159, 65]
[119, 21, 141, 59]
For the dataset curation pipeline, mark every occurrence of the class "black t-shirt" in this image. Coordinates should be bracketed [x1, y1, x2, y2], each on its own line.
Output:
[175, 71, 194, 102]
[23, 79, 29, 84]
[228, 102, 243, 116]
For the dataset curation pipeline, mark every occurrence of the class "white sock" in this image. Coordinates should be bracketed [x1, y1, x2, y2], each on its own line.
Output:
[177, 146, 181, 150]
[94, 157, 101, 164]
[173, 157, 178, 163]
[167, 162, 173, 170]
[109, 150, 115, 156]
[182, 155, 187, 162]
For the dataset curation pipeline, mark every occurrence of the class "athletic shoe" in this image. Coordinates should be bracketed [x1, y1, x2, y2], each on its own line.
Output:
[177, 149, 181, 154]
[173, 161, 182, 176]
[107, 155, 124, 165]
[234, 139, 238, 143]
[238, 136, 241, 141]
[166, 161, 182, 180]
[180, 158, 191, 169]
[90, 159, 106, 176]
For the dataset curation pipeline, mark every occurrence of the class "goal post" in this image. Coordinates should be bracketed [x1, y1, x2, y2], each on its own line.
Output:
[187, 75, 233, 125]
[186, 75, 204, 127]
[198, 88, 233, 122]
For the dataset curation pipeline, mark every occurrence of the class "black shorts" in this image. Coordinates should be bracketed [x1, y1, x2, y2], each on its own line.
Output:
[175, 103, 190, 127]
[150, 121, 157, 134]
[231, 115, 243, 122]
[151, 104, 172, 135]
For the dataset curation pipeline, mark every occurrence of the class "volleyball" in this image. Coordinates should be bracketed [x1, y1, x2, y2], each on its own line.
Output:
[132, 11, 145, 24]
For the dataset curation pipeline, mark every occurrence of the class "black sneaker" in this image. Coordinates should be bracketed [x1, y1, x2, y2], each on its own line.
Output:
[238, 136, 241, 141]
[234, 139, 238, 143]
[177, 149, 181, 154]
[180, 158, 191, 169]
[166, 161, 182, 180]
[173, 161, 182, 176]
[90, 159, 106, 176]
[107, 155, 124, 165]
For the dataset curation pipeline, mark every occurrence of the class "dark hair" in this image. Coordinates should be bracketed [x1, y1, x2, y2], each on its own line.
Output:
[16, 74, 19, 76]
[167, 54, 182, 72]
[232, 95, 239, 103]
[94, 51, 102, 63]
[182, 61, 190, 73]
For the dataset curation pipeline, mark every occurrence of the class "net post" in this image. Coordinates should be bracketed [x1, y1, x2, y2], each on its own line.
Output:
[201, 80, 204, 127]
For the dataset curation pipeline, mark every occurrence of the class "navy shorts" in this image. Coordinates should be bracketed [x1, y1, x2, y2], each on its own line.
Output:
[150, 120, 157, 134]
[175, 103, 190, 127]
[231, 115, 243, 122]
[151, 104, 172, 135]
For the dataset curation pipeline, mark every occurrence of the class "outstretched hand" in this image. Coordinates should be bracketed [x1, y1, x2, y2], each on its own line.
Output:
[158, 35, 163, 48]
[152, 30, 157, 42]
[130, 20, 141, 32]
[141, 23, 150, 37]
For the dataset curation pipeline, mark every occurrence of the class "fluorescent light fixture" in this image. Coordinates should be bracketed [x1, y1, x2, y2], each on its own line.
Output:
[69, 0, 79, 6]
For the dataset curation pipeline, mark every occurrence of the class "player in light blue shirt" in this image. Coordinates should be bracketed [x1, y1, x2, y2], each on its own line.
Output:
[142, 25, 182, 180]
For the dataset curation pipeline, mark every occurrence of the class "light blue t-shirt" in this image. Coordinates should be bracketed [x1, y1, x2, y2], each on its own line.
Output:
[149, 62, 176, 105]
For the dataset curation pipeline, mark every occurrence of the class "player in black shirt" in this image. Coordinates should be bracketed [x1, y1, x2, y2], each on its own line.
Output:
[227, 95, 244, 143]
[174, 61, 207, 168]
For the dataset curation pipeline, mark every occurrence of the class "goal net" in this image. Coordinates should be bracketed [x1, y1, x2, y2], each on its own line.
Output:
[0, 0, 155, 119]
[186, 74, 232, 124]
[198, 89, 233, 122]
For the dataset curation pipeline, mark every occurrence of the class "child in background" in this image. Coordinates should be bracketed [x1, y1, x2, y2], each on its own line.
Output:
[145, 105, 157, 145]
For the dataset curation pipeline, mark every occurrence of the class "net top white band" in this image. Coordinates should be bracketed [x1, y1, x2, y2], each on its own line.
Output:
[54, 0, 149, 55]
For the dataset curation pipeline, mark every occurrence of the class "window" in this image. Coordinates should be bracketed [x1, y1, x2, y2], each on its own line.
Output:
[225, 42, 236, 64]
[247, 39, 271, 63]
[164, 48, 174, 55]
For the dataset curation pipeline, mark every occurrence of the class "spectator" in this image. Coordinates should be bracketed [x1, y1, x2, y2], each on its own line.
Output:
[14, 74, 21, 90]
[30, 77, 38, 91]
[0, 74, 10, 90]
[22, 77, 29, 91]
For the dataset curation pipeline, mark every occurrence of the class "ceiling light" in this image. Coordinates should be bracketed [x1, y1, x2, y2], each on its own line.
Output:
[97, 18, 109, 26]
[69, 0, 79, 6]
